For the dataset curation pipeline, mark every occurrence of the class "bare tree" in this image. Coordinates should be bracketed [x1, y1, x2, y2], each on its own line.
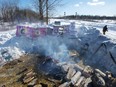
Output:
[33, 0, 62, 24]
[46, 0, 48, 24]
[39, 0, 44, 20]
[0, 0, 19, 23]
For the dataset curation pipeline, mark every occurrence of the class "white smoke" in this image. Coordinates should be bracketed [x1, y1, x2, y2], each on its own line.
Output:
[32, 36, 71, 62]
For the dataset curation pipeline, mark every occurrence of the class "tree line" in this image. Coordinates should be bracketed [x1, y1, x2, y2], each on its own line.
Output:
[57, 15, 116, 21]
[0, 0, 61, 24]
[0, 0, 115, 24]
[0, 0, 39, 23]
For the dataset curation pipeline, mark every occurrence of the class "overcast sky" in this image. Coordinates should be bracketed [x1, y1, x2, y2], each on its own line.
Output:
[20, 0, 116, 16]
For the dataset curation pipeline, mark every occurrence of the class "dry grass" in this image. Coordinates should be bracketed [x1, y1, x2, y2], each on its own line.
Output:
[0, 54, 55, 87]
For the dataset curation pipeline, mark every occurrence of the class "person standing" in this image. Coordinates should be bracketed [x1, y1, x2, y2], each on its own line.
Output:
[103, 25, 108, 35]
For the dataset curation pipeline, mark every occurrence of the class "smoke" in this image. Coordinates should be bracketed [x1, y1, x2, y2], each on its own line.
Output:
[32, 36, 71, 62]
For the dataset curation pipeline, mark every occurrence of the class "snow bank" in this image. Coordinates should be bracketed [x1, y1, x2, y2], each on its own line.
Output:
[0, 20, 116, 76]
[75, 25, 116, 75]
[0, 30, 23, 65]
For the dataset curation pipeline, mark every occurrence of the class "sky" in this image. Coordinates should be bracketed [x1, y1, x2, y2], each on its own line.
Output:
[19, 0, 116, 17]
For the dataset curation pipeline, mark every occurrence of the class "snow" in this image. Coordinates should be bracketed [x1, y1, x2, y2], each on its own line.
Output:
[0, 19, 116, 75]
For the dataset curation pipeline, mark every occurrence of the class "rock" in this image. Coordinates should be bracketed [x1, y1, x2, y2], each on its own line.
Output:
[71, 71, 81, 85]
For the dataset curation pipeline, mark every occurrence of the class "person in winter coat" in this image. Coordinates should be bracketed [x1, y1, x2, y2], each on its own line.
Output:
[103, 25, 108, 35]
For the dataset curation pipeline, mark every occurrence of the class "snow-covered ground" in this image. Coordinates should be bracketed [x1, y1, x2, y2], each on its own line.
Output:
[0, 19, 116, 76]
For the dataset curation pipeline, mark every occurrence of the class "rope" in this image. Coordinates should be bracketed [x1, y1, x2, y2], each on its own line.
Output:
[90, 43, 104, 59]
[103, 43, 116, 64]
[90, 42, 116, 64]
[109, 51, 116, 64]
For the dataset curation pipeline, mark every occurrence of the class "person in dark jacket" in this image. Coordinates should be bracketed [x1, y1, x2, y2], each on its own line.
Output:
[103, 25, 108, 35]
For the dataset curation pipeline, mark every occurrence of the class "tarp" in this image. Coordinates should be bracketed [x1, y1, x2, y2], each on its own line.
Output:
[16, 26, 47, 38]
[16, 22, 76, 37]
[16, 26, 33, 37]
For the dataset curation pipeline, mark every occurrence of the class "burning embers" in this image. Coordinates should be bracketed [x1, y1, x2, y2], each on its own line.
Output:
[36, 56, 67, 82]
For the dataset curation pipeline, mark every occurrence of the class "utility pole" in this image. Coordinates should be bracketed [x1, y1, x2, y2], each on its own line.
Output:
[64, 12, 66, 19]
[75, 12, 77, 20]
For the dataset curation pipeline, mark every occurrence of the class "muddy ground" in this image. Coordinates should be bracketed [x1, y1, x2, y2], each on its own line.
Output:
[0, 54, 58, 87]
